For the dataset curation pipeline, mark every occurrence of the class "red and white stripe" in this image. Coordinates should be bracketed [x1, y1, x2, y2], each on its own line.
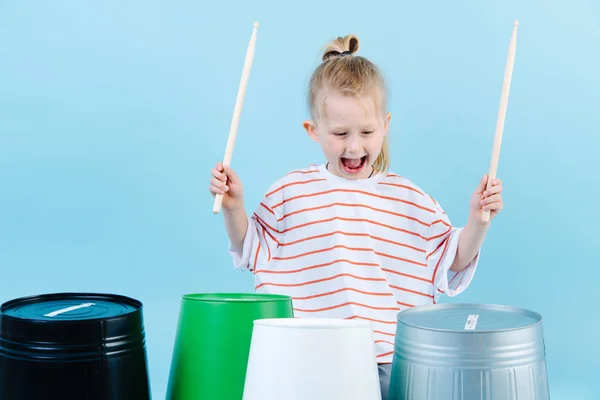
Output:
[230, 164, 479, 364]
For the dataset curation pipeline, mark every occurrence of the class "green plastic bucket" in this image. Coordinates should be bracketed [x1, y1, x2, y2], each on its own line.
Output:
[165, 293, 293, 400]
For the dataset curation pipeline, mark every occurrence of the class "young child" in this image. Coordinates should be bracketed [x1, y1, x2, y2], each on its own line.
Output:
[209, 34, 503, 399]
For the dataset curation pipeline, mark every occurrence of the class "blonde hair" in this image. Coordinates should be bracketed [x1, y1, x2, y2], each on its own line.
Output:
[308, 34, 390, 173]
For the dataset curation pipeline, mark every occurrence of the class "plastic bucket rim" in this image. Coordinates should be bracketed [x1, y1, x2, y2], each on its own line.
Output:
[0, 292, 143, 323]
[396, 303, 543, 333]
[181, 293, 292, 303]
[253, 317, 371, 329]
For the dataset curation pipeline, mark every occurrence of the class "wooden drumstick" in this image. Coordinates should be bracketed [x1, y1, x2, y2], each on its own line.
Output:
[213, 22, 260, 214]
[482, 20, 518, 222]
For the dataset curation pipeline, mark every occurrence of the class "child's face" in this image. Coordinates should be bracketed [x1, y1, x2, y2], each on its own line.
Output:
[304, 91, 391, 180]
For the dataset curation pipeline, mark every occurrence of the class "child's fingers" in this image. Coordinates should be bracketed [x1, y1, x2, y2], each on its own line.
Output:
[210, 186, 226, 196]
[223, 166, 240, 184]
[211, 177, 229, 192]
[209, 185, 221, 196]
[480, 194, 502, 206]
[211, 167, 227, 182]
[483, 184, 503, 197]
[482, 201, 503, 211]
[475, 174, 488, 194]
[209, 183, 223, 195]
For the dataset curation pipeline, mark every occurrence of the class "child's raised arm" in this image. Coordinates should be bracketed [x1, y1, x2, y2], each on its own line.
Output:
[452, 174, 504, 272]
[210, 163, 248, 253]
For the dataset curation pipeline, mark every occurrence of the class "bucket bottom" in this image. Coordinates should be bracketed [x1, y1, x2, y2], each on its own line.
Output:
[0, 350, 151, 400]
[389, 361, 550, 400]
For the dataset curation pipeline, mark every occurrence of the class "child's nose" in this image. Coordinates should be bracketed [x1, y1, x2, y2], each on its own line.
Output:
[348, 137, 360, 152]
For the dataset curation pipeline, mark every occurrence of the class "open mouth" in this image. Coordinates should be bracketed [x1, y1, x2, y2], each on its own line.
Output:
[340, 156, 367, 174]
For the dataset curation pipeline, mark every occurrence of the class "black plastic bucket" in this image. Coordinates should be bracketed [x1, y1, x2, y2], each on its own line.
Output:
[0, 292, 151, 400]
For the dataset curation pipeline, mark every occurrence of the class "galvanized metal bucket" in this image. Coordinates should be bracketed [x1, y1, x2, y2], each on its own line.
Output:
[389, 303, 550, 400]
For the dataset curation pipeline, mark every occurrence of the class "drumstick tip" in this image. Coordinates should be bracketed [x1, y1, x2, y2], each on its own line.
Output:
[514, 20, 519, 27]
[253, 21, 260, 28]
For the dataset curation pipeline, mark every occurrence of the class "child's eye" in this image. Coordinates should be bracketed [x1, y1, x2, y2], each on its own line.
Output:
[363, 131, 373, 134]
[333, 132, 347, 136]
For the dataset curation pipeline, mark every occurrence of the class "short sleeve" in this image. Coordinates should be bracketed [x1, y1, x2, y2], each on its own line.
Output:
[426, 199, 480, 301]
[229, 182, 283, 273]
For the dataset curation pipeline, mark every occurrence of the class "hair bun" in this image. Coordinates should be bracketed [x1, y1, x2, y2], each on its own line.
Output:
[322, 34, 360, 62]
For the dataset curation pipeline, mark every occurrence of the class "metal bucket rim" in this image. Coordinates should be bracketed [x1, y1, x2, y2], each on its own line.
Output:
[182, 293, 291, 303]
[0, 292, 143, 323]
[396, 303, 542, 333]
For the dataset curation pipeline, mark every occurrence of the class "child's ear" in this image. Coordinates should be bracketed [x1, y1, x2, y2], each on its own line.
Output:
[304, 120, 319, 142]
[384, 112, 392, 135]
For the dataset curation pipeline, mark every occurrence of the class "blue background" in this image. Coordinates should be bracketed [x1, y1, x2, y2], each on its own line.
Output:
[1, 0, 598, 398]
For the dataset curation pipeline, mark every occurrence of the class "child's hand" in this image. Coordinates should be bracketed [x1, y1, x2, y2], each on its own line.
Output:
[209, 162, 245, 211]
[470, 174, 503, 222]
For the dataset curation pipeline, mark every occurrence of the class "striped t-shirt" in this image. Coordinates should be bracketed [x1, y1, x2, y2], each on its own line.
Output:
[229, 163, 479, 363]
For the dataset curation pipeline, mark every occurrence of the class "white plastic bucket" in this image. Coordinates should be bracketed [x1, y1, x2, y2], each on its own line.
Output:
[242, 318, 382, 400]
